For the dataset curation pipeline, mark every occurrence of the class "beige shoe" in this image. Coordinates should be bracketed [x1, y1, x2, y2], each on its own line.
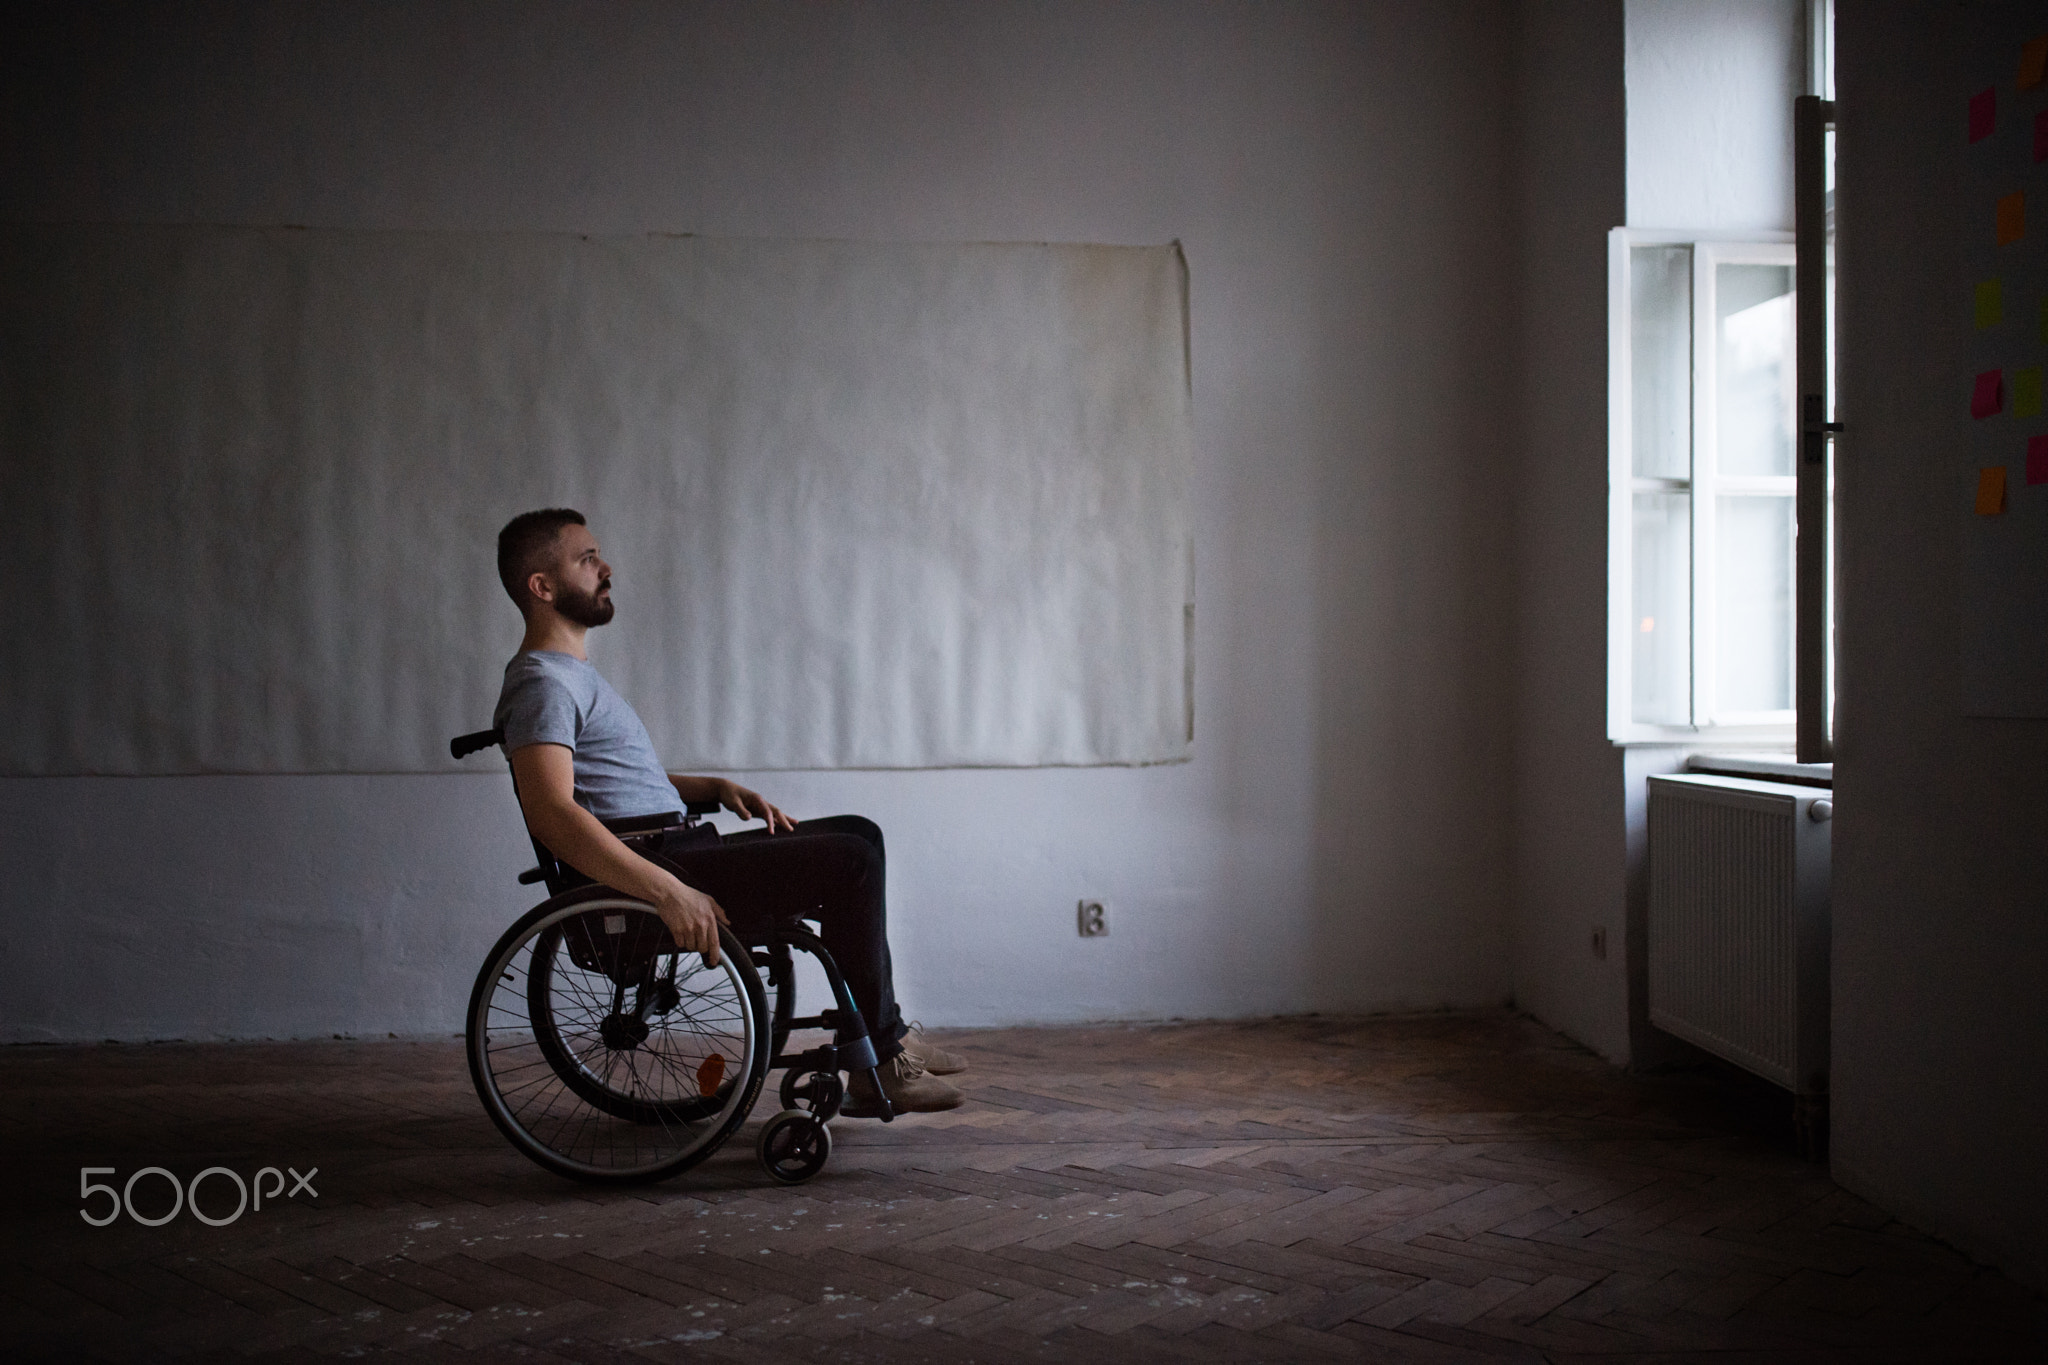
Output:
[901, 1022, 969, 1075]
[842, 1052, 964, 1116]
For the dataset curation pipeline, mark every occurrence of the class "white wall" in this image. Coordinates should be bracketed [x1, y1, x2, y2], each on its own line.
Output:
[1832, 0, 2048, 1295]
[1626, 0, 1804, 231]
[0, 0, 1516, 1040]
[1508, 0, 1631, 1064]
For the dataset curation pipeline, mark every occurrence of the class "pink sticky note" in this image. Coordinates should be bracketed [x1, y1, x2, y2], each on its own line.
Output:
[2029, 434, 2048, 485]
[1973, 369, 2005, 417]
[1971, 87, 1997, 142]
[2037, 108, 2048, 162]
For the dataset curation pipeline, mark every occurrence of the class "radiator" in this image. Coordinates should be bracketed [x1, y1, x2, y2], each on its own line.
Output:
[1647, 774, 1832, 1131]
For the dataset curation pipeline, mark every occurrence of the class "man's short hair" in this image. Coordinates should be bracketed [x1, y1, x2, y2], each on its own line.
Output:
[497, 508, 586, 610]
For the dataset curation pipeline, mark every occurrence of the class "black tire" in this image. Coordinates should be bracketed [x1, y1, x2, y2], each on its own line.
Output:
[467, 888, 769, 1184]
[757, 1109, 832, 1184]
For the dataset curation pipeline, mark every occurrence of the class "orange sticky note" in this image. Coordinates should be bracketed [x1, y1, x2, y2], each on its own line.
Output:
[1997, 192, 2025, 245]
[2022, 36, 2048, 91]
[1976, 466, 2008, 515]
[696, 1053, 726, 1097]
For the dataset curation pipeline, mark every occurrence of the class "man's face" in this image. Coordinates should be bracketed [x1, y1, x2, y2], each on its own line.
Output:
[541, 524, 614, 628]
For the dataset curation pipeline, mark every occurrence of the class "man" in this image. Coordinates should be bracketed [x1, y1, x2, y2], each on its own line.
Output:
[491, 507, 964, 1115]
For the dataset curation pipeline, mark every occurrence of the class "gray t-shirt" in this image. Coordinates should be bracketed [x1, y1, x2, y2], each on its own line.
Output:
[493, 651, 679, 822]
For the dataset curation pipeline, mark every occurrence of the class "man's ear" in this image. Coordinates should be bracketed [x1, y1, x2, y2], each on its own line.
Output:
[526, 569, 555, 608]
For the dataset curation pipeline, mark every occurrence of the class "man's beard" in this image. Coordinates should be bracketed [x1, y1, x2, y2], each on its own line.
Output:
[555, 577, 615, 628]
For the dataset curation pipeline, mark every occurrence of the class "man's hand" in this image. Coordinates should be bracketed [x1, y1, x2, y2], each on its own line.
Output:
[671, 774, 797, 833]
[653, 882, 730, 964]
[711, 779, 796, 833]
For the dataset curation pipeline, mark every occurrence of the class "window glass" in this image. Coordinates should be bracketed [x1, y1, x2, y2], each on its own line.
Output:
[1632, 492, 1691, 724]
[1630, 245, 1692, 479]
[1714, 263, 1796, 476]
[1612, 230, 1811, 739]
[1715, 494, 1794, 712]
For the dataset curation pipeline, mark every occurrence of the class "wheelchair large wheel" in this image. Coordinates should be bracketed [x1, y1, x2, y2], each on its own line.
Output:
[467, 889, 769, 1184]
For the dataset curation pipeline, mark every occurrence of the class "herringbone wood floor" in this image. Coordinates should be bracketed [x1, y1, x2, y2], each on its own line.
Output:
[3, 1013, 2044, 1363]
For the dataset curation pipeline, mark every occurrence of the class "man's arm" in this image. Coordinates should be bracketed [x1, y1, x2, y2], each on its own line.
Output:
[509, 743, 730, 963]
[669, 775, 797, 833]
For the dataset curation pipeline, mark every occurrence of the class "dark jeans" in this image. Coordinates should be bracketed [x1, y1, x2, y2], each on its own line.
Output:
[646, 815, 907, 1060]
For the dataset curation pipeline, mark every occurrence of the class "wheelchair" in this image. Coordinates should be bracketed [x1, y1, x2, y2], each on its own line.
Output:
[451, 727, 894, 1186]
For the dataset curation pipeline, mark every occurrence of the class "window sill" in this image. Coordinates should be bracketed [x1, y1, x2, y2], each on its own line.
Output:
[1608, 726, 1795, 749]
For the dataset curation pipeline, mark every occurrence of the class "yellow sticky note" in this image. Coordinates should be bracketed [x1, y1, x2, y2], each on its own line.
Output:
[1997, 192, 2026, 245]
[2022, 36, 2048, 91]
[2015, 367, 2044, 417]
[1976, 279, 2003, 327]
[1977, 466, 2008, 515]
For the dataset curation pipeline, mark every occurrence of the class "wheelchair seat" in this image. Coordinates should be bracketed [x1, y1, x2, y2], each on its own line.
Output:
[449, 726, 890, 1186]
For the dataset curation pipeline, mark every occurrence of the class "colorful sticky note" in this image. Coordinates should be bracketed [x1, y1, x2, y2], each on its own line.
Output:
[2037, 108, 2048, 162]
[2029, 435, 2048, 486]
[1976, 279, 2004, 327]
[2016, 368, 2045, 418]
[2023, 36, 2048, 91]
[1971, 87, 1997, 142]
[1977, 466, 2008, 514]
[1998, 192, 2026, 245]
[1973, 369, 2005, 418]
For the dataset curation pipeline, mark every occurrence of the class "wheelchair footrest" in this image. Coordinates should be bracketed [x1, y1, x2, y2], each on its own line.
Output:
[771, 1051, 894, 1124]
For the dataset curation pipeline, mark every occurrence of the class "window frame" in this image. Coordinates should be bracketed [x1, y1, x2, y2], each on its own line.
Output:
[1607, 225, 1800, 746]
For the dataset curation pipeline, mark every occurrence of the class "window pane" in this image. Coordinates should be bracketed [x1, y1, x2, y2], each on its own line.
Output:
[1824, 129, 1836, 427]
[1715, 494, 1793, 713]
[1630, 245, 1691, 478]
[1632, 492, 1691, 724]
[1715, 263, 1796, 476]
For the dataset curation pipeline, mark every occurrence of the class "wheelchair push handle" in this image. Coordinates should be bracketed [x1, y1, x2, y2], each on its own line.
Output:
[451, 727, 504, 760]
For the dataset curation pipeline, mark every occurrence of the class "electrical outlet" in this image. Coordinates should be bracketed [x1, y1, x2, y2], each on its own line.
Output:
[1077, 899, 1108, 937]
[1590, 926, 1607, 960]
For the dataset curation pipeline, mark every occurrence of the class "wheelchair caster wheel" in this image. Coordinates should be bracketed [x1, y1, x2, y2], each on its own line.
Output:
[778, 1067, 844, 1121]
[757, 1109, 832, 1184]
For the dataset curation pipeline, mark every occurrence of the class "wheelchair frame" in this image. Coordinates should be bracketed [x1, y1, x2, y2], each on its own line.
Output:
[452, 726, 892, 1185]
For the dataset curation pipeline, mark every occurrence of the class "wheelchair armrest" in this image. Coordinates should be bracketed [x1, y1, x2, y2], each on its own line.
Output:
[518, 866, 549, 885]
[451, 727, 504, 760]
[685, 800, 720, 816]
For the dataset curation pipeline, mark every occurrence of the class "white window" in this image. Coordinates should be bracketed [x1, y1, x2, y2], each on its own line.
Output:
[1608, 229, 1805, 742]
